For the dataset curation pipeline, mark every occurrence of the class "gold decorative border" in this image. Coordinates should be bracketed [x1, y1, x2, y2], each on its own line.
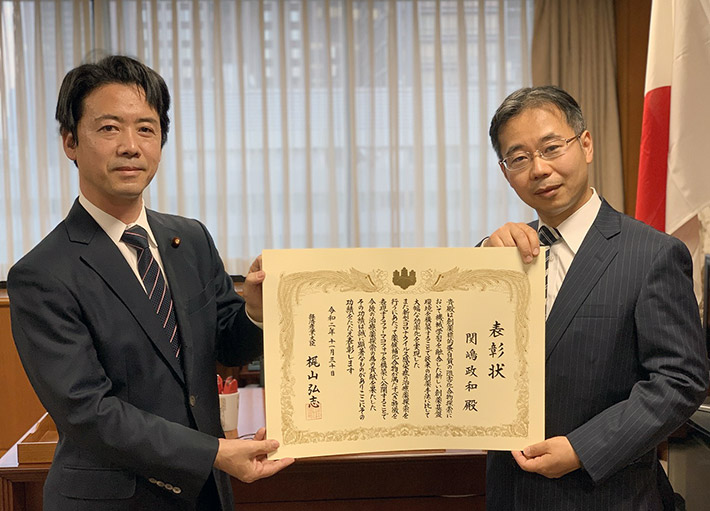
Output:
[276, 267, 531, 445]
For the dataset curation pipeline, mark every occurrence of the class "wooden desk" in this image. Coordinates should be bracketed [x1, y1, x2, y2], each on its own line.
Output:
[0, 429, 49, 511]
[0, 388, 485, 510]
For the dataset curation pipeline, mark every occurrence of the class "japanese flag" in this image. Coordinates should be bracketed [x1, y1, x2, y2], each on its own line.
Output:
[635, 0, 710, 297]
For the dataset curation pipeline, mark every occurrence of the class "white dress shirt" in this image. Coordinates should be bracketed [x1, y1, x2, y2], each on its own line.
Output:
[539, 188, 602, 317]
[79, 193, 262, 328]
[79, 193, 167, 293]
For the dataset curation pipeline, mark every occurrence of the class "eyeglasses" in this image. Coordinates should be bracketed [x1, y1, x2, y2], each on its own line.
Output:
[499, 133, 583, 173]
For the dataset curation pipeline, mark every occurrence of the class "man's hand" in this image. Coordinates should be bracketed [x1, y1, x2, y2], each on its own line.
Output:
[484, 222, 540, 264]
[242, 255, 265, 323]
[511, 436, 581, 479]
[213, 427, 294, 483]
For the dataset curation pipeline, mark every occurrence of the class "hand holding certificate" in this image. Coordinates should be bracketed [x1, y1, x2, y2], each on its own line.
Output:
[262, 247, 546, 459]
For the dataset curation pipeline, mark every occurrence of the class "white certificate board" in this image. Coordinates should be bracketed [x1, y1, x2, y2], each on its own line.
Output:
[262, 247, 545, 459]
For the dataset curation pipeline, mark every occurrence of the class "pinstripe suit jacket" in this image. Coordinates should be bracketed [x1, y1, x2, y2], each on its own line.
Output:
[486, 200, 708, 510]
[9, 200, 263, 510]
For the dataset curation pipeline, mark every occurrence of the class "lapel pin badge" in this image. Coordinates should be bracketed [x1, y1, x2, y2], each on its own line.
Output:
[171, 237, 181, 248]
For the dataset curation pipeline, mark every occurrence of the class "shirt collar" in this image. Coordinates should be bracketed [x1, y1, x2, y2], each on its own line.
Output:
[538, 188, 601, 255]
[78, 192, 158, 249]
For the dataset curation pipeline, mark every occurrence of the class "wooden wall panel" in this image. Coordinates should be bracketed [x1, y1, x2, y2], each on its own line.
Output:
[0, 291, 45, 453]
[615, 0, 652, 215]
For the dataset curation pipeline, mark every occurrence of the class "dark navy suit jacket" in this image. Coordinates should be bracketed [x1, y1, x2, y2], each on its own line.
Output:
[486, 200, 708, 510]
[9, 200, 263, 510]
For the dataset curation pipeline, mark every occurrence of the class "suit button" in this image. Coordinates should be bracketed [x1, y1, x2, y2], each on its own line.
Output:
[156, 480, 165, 488]
[173, 486, 182, 494]
[165, 483, 174, 490]
[189, 395, 196, 407]
[148, 477, 157, 484]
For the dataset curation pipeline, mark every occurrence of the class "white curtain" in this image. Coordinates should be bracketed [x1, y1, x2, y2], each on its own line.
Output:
[531, 0, 624, 212]
[0, 0, 534, 278]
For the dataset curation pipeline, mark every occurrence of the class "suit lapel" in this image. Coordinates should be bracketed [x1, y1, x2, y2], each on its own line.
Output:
[65, 201, 186, 384]
[147, 211, 196, 389]
[545, 200, 621, 360]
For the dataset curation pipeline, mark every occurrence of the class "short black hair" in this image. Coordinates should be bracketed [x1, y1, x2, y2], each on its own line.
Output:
[489, 85, 586, 159]
[55, 55, 170, 147]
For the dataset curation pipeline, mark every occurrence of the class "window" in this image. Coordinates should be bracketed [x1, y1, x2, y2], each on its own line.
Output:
[0, 0, 534, 278]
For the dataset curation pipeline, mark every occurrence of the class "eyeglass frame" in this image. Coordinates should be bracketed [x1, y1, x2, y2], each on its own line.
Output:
[498, 131, 585, 173]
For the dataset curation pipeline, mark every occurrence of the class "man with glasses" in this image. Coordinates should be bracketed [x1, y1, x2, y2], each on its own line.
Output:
[482, 86, 708, 510]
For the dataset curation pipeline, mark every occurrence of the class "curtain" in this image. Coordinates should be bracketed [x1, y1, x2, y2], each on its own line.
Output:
[1, 0, 535, 279]
[0, 0, 91, 278]
[531, 0, 624, 211]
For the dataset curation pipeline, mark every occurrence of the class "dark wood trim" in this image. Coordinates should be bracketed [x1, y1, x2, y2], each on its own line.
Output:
[615, 0, 652, 216]
[232, 451, 485, 507]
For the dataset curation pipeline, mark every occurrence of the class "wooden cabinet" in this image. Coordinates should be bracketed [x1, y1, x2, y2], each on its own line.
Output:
[0, 423, 50, 511]
[231, 451, 485, 510]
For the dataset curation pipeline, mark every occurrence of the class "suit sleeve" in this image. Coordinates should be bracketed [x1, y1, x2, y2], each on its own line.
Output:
[566, 237, 709, 483]
[196, 221, 263, 366]
[9, 262, 218, 502]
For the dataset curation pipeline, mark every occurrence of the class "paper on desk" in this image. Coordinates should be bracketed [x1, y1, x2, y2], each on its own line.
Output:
[263, 247, 545, 459]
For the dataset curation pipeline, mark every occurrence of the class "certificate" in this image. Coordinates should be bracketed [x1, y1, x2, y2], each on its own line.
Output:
[262, 247, 545, 459]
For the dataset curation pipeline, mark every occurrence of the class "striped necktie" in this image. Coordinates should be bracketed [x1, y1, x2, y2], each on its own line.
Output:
[121, 225, 181, 359]
[538, 225, 562, 315]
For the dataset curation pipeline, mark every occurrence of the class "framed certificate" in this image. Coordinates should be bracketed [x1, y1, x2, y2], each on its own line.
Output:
[263, 247, 545, 459]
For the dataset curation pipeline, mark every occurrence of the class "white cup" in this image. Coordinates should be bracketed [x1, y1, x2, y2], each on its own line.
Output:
[219, 392, 239, 439]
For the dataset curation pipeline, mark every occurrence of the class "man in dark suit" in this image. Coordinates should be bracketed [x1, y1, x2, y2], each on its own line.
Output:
[482, 86, 708, 510]
[8, 55, 293, 510]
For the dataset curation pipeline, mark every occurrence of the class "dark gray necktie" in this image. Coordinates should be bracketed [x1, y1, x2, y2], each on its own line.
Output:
[538, 225, 562, 313]
[121, 225, 181, 359]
